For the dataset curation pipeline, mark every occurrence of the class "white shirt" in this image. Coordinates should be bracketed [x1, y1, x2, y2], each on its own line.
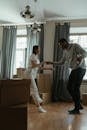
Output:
[28, 54, 40, 79]
[60, 44, 87, 70]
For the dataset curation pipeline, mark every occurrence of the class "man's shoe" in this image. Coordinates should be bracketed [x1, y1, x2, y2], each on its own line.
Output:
[79, 105, 83, 110]
[68, 108, 74, 113]
[68, 108, 75, 113]
[68, 105, 83, 112]
[68, 109, 80, 114]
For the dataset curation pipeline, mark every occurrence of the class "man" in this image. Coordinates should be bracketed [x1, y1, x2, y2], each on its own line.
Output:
[47, 38, 87, 114]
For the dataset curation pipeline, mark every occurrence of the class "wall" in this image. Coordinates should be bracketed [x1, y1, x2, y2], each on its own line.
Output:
[44, 21, 55, 61]
[70, 19, 87, 27]
[0, 27, 3, 75]
[54, 19, 87, 27]
[43, 21, 55, 89]
[44, 20, 87, 61]
[0, 27, 3, 50]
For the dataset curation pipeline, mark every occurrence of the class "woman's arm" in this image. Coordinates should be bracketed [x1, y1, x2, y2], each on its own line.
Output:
[45, 50, 66, 65]
[31, 60, 44, 68]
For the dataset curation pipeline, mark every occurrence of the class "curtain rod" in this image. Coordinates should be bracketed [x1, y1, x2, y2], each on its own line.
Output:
[55, 21, 70, 24]
[0, 23, 30, 27]
[0, 22, 46, 27]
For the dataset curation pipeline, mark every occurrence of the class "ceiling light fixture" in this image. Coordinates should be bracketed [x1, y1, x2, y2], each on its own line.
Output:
[31, 22, 41, 33]
[20, 5, 34, 19]
[31, 0, 41, 32]
[20, 0, 41, 32]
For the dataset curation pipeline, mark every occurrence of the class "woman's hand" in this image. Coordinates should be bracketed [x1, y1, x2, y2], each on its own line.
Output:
[45, 61, 54, 64]
[40, 61, 45, 66]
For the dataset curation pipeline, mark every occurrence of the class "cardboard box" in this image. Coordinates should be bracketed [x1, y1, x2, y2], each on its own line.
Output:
[82, 93, 87, 105]
[13, 75, 18, 78]
[37, 73, 52, 93]
[17, 68, 26, 78]
[30, 73, 52, 104]
[0, 79, 30, 106]
[40, 92, 51, 104]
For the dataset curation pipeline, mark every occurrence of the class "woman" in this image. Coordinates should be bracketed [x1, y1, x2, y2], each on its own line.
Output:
[28, 45, 46, 113]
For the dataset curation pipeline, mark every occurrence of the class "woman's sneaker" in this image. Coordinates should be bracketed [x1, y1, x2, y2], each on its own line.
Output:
[38, 106, 47, 113]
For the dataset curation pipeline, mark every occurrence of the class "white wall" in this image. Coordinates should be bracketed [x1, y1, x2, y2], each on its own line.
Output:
[54, 19, 87, 27]
[0, 27, 3, 75]
[0, 27, 3, 50]
[44, 21, 55, 61]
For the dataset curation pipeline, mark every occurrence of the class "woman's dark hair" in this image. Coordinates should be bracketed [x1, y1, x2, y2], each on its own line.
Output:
[32, 45, 39, 54]
[58, 38, 68, 44]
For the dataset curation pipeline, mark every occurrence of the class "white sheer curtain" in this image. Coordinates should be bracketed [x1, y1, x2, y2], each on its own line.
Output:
[1, 26, 17, 79]
[26, 26, 39, 69]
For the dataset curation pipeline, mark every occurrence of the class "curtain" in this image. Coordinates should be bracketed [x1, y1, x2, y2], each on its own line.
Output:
[0, 50, 1, 78]
[38, 24, 44, 73]
[1, 26, 17, 79]
[39, 24, 44, 62]
[26, 26, 40, 69]
[52, 22, 72, 102]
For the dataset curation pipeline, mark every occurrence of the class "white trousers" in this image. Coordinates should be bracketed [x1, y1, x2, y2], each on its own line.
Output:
[30, 75, 43, 105]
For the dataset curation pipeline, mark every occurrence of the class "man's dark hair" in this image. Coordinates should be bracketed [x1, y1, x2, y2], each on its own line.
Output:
[58, 38, 68, 44]
[32, 45, 39, 54]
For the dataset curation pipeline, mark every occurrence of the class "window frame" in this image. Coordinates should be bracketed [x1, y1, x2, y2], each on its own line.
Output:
[13, 28, 27, 75]
[16, 32, 27, 67]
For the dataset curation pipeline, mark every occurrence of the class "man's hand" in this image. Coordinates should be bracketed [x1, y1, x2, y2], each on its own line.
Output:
[76, 54, 82, 64]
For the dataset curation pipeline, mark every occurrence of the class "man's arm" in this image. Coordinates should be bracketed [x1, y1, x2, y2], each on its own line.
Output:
[46, 51, 66, 65]
[75, 44, 87, 58]
[74, 44, 87, 65]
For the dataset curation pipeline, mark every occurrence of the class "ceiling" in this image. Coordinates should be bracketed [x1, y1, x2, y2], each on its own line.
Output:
[0, 0, 87, 25]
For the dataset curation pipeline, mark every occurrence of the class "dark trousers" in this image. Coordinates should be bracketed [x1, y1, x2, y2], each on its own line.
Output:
[67, 67, 86, 110]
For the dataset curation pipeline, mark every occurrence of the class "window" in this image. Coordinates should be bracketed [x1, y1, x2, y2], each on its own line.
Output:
[13, 27, 40, 75]
[13, 28, 27, 74]
[70, 27, 87, 80]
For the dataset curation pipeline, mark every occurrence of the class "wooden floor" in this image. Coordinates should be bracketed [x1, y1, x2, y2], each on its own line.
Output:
[29, 102, 87, 130]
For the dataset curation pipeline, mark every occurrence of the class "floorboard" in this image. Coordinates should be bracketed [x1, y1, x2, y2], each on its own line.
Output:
[29, 102, 87, 130]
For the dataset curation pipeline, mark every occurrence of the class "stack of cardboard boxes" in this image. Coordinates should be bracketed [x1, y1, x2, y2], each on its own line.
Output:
[17, 68, 26, 78]
[30, 73, 52, 104]
[80, 82, 87, 105]
[82, 93, 87, 105]
[15, 68, 52, 104]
